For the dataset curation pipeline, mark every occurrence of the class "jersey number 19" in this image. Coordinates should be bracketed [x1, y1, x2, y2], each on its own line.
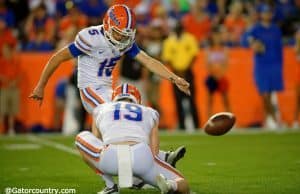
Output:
[113, 103, 142, 121]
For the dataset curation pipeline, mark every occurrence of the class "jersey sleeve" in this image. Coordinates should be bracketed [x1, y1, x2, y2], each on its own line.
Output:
[248, 25, 259, 41]
[68, 43, 84, 57]
[240, 30, 251, 48]
[125, 42, 141, 59]
[72, 27, 101, 56]
[147, 107, 160, 128]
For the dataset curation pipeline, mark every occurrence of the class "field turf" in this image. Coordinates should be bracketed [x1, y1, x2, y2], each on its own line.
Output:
[1, 130, 300, 194]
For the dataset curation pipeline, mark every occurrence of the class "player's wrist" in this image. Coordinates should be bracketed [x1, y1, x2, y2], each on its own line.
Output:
[169, 76, 179, 83]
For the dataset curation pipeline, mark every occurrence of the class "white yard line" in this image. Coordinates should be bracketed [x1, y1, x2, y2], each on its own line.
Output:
[26, 135, 79, 156]
[3, 143, 41, 150]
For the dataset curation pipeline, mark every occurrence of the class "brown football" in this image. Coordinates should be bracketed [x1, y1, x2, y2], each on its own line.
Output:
[203, 112, 236, 136]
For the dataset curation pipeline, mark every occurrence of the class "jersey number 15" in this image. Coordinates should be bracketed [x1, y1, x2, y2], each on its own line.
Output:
[98, 56, 121, 77]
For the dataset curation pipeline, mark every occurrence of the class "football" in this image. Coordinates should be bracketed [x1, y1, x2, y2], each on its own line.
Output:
[203, 112, 236, 136]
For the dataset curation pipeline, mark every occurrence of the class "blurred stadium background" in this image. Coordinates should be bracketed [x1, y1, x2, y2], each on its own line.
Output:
[1, 0, 300, 193]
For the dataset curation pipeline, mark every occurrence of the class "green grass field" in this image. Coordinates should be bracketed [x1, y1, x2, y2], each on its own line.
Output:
[1, 131, 300, 194]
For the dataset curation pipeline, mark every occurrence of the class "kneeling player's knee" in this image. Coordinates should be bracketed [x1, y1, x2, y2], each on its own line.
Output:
[75, 131, 92, 143]
[74, 131, 92, 154]
[76, 131, 92, 140]
[75, 135, 83, 155]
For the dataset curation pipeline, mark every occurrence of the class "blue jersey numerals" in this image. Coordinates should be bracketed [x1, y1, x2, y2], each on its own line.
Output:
[88, 29, 100, 35]
[98, 56, 121, 77]
[114, 103, 142, 121]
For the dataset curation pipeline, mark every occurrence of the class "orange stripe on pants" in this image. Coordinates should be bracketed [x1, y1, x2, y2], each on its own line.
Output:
[86, 87, 105, 104]
[80, 90, 97, 108]
[76, 145, 100, 162]
[154, 157, 184, 178]
[76, 135, 101, 153]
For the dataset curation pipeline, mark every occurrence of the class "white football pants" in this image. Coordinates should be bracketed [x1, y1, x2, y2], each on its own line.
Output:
[75, 131, 184, 187]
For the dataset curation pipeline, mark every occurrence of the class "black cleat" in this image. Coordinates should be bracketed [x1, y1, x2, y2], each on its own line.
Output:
[97, 184, 119, 194]
[166, 146, 186, 167]
[131, 181, 145, 189]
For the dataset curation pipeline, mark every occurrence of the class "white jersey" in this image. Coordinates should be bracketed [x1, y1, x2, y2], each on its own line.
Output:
[70, 25, 140, 89]
[93, 102, 159, 144]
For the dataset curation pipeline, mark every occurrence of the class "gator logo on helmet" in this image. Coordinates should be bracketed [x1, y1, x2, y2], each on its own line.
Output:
[109, 9, 120, 26]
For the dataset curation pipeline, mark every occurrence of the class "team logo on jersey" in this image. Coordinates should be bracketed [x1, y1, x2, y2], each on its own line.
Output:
[109, 10, 120, 26]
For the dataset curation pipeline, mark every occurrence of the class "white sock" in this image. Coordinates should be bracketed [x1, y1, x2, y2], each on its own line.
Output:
[168, 180, 178, 191]
[271, 93, 280, 122]
[158, 150, 168, 161]
[101, 174, 115, 188]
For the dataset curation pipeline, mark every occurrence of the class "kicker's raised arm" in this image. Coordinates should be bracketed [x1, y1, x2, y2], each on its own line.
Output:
[135, 51, 191, 95]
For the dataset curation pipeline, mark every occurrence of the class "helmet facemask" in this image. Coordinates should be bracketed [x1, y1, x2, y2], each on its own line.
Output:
[104, 22, 136, 51]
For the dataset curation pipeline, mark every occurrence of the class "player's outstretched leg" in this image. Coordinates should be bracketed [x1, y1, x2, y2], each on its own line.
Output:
[138, 153, 189, 194]
[132, 146, 186, 189]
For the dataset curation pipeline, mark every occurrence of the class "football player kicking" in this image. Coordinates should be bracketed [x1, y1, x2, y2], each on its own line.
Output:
[29, 4, 188, 190]
[30, 4, 189, 113]
[75, 83, 189, 194]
